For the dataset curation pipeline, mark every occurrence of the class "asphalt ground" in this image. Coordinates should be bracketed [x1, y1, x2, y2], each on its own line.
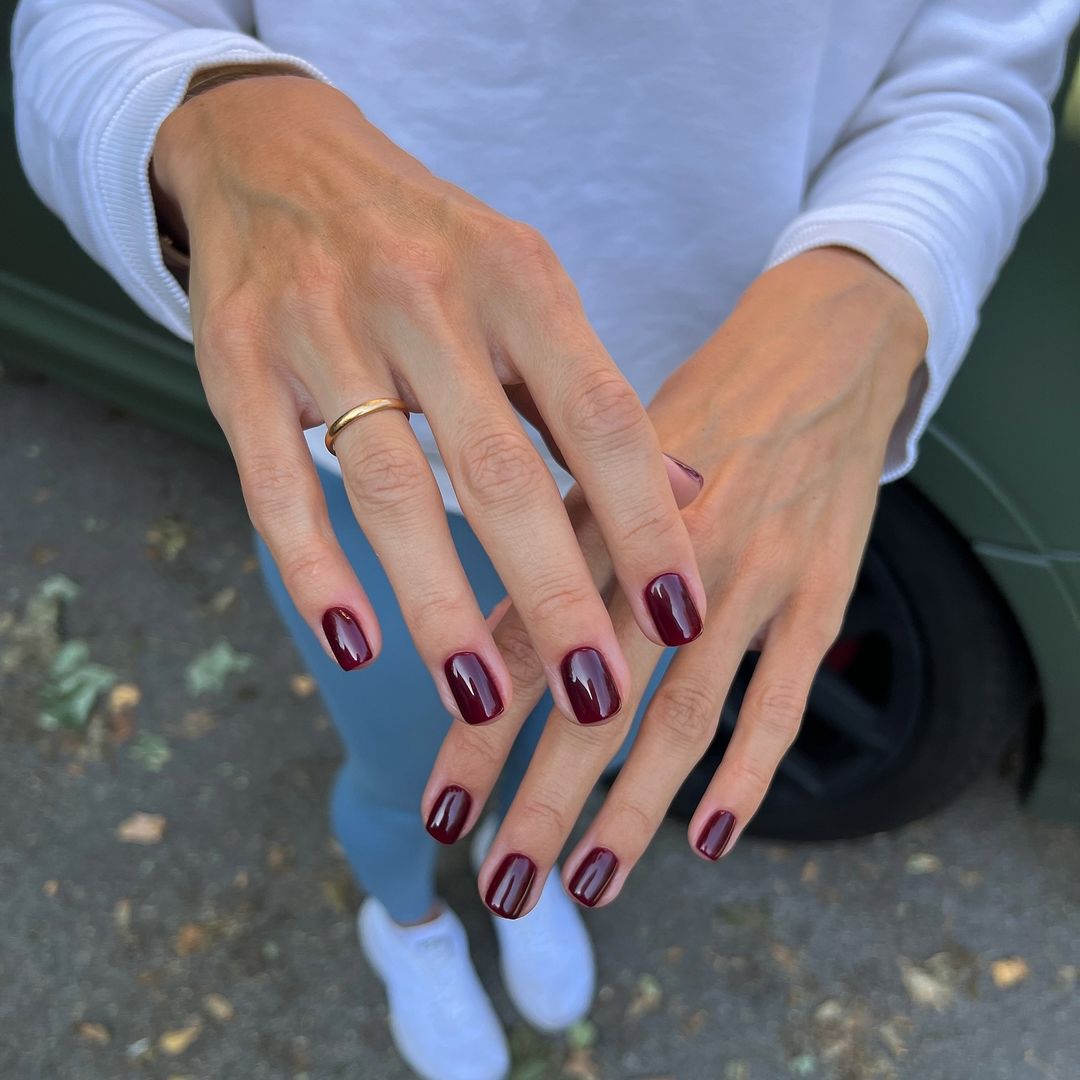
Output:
[1, 369, 1078, 1080]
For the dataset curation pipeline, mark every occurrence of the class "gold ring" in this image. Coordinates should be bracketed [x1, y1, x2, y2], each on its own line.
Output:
[324, 398, 411, 456]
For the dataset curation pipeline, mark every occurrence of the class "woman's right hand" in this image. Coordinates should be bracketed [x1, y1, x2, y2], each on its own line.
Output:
[151, 74, 705, 726]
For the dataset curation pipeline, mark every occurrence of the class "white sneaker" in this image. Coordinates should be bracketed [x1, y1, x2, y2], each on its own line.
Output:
[471, 819, 596, 1032]
[358, 898, 510, 1080]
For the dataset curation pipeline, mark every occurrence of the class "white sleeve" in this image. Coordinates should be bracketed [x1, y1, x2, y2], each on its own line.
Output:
[766, 0, 1079, 480]
[11, 0, 330, 342]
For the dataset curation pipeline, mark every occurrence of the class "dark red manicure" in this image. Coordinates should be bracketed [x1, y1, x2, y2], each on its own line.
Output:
[560, 647, 620, 725]
[484, 852, 537, 919]
[645, 573, 703, 646]
[322, 606, 372, 670]
[695, 809, 736, 861]
[444, 652, 504, 724]
[568, 847, 618, 908]
[664, 453, 704, 489]
[426, 785, 472, 845]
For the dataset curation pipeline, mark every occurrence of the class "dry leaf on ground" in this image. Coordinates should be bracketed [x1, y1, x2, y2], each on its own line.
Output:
[116, 812, 166, 844]
[990, 956, 1030, 989]
[203, 994, 234, 1021]
[159, 1025, 201, 1055]
[76, 1022, 111, 1046]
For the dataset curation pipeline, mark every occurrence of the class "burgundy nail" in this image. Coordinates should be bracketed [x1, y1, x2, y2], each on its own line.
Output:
[322, 606, 372, 670]
[695, 809, 736, 861]
[484, 852, 537, 919]
[568, 847, 619, 908]
[444, 652, 504, 724]
[426, 785, 472, 845]
[560, 647, 621, 725]
[645, 572, 703, 646]
[664, 453, 704, 488]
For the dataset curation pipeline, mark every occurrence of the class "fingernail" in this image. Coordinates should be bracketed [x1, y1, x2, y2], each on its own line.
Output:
[484, 852, 537, 919]
[568, 847, 619, 907]
[560, 647, 621, 725]
[426, 785, 472, 845]
[444, 652, 504, 724]
[695, 809, 736, 861]
[664, 453, 704, 488]
[645, 572, 703, 646]
[322, 606, 373, 670]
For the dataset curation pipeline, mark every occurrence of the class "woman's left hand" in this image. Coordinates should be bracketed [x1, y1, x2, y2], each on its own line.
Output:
[423, 246, 928, 915]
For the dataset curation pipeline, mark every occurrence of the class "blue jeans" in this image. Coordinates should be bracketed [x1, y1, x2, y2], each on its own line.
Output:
[256, 466, 674, 923]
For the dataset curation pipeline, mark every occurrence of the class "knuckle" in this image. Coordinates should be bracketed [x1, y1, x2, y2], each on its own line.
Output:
[650, 680, 718, 751]
[727, 753, 777, 796]
[564, 367, 647, 445]
[515, 792, 569, 837]
[499, 220, 560, 274]
[750, 677, 807, 742]
[343, 436, 429, 513]
[281, 254, 348, 315]
[242, 457, 308, 532]
[527, 578, 596, 629]
[197, 290, 265, 365]
[369, 236, 451, 298]
[494, 616, 545, 689]
[453, 728, 508, 773]
[278, 543, 336, 596]
[605, 797, 656, 846]
[456, 426, 541, 510]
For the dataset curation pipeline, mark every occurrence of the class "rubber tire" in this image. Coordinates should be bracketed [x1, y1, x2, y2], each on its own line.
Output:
[669, 480, 1037, 841]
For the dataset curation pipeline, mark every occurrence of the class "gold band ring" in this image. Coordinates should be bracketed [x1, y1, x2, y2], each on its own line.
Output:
[324, 398, 411, 456]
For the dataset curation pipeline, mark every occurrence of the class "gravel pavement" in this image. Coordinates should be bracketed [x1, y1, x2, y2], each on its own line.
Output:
[1, 370, 1078, 1080]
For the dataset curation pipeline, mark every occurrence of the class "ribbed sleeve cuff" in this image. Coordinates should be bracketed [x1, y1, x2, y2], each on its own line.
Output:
[84, 36, 329, 343]
[765, 210, 977, 482]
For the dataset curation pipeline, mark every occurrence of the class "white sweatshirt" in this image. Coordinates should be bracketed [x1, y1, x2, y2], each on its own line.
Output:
[12, 1, 1078, 509]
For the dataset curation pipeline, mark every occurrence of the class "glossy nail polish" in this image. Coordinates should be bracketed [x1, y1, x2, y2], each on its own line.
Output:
[322, 606, 372, 670]
[484, 852, 537, 919]
[664, 453, 705, 489]
[425, 785, 472, 845]
[695, 809, 736, 861]
[444, 652, 504, 724]
[560, 647, 621, 725]
[568, 847, 619, 908]
[645, 572, 703, 646]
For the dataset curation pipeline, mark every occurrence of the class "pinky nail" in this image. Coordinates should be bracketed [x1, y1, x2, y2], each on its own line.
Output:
[664, 453, 704, 488]
[322, 606, 373, 670]
[695, 809, 736, 861]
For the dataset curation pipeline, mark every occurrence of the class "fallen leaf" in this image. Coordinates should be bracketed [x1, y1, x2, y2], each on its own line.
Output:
[290, 673, 316, 698]
[990, 956, 1030, 989]
[627, 973, 662, 1019]
[125, 1038, 151, 1060]
[116, 812, 166, 845]
[266, 842, 288, 870]
[209, 587, 237, 614]
[43, 879, 58, 897]
[76, 1022, 111, 1046]
[203, 994, 234, 1022]
[38, 640, 118, 732]
[175, 924, 208, 956]
[905, 853, 942, 875]
[899, 959, 954, 1012]
[682, 1009, 707, 1036]
[114, 898, 132, 932]
[770, 941, 800, 975]
[562, 1047, 599, 1080]
[129, 733, 172, 772]
[878, 1019, 909, 1058]
[159, 1025, 201, 1056]
[109, 684, 141, 712]
[801, 859, 819, 884]
[180, 709, 216, 739]
[146, 515, 190, 562]
[185, 640, 253, 695]
[565, 1019, 596, 1050]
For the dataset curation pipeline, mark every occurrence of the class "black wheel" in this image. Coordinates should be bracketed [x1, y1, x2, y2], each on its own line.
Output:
[668, 480, 1038, 841]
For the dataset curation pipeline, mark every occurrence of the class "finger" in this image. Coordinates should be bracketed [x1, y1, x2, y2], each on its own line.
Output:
[303, 330, 514, 725]
[477, 597, 665, 918]
[215, 376, 383, 671]
[558, 591, 769, 908]
[401, 317, 631, 728]
[422, 460, 703, 848]
[687, 604, 837, 861]
[496, 254, 706, 649]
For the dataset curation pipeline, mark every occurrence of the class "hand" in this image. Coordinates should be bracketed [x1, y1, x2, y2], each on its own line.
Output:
[422, 247, 928, 915]
[152, 75, 705, 723]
